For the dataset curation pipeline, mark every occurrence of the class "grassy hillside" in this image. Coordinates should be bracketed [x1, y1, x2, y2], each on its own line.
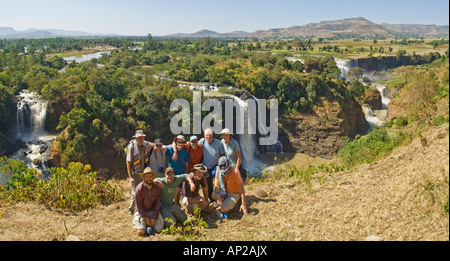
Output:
[0, 45, 448, 242]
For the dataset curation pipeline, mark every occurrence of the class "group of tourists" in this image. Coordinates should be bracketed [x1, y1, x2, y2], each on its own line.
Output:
[125, 128, 249, 236]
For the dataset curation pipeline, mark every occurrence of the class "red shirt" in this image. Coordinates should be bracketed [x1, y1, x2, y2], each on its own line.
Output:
[187, 144, 203, 171]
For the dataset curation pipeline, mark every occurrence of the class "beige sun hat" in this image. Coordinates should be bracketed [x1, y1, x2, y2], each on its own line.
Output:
[139, 167, 156, 179]
[173, 134, 186, 143]
[190, 163, 208, 173]
[133, 130, 146, 138]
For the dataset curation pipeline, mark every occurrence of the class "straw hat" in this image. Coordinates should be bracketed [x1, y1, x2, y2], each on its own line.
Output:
[139, 167, 156, 179]
[133, 130, 146, 138]
[190, 163, 208, 173]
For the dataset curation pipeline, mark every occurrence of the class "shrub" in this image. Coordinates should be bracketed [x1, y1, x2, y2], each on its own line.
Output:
[0, 160, 123, 212]
[337, 128, 408, 168]
[37, 162, 123, 211]
[162, 207, 208, 241]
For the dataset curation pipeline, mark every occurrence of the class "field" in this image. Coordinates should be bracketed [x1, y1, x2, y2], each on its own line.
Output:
[295, 39, 448, 59]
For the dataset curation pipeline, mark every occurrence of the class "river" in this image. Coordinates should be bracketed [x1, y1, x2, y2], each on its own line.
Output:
[63, 51, 111, 63]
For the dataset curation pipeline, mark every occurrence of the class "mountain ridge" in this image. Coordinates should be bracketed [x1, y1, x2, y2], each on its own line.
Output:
[165, 17, 449, 38]
[0, 26, 121, 38]
[1, 17, 449, 38]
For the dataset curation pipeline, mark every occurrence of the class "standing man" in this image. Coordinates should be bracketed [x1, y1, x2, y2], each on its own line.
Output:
[132, 167, 164, 236]
[126, 130, 153, 215]
[166, 135, 190, 175]
[220, 128, 247, 182]
[149, 138, 168, 178]
[198, 128, 225, 201]
[186, 135, 203, 171]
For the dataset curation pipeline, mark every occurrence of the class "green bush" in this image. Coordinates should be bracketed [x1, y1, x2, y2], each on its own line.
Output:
[162, 207, 208, 241]
[337, 128, 408, 168]
[1, 161, 123, 212]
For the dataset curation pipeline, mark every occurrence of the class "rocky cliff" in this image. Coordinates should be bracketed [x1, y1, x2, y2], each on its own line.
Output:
[278, 94, 369, 159]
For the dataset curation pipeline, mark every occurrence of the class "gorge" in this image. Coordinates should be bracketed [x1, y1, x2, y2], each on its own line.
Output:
[1, 49, 439, 182]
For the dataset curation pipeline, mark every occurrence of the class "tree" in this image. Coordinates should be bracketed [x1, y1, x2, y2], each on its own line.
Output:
[347, 79, 365, 98]
[345, 67, 365, 80]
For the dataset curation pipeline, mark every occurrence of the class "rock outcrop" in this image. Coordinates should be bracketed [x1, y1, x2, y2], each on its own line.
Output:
[278, 95, 369, 159]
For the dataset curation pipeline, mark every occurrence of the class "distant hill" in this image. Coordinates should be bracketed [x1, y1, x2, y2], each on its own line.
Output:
[2, 17, 449, 39]
[163, 17, 449, 38]
[0, 27, 121, 38]
[382, 23, 450, 37]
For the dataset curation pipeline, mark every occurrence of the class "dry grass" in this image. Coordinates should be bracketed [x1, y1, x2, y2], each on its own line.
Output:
[0, 122, 448, 241]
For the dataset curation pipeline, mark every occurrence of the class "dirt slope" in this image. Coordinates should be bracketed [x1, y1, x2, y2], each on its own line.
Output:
[0, 123, 448, 241]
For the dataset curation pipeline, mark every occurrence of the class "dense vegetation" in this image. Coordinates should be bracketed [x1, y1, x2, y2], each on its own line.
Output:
[0, 158, 123, 211]
[337, 58, 449, 167]
[0, 35, 448, 179]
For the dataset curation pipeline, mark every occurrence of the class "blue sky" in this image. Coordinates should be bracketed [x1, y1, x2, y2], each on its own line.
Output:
[1, 0, 448, 36]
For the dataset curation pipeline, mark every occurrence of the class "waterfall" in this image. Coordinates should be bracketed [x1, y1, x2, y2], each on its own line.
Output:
[16, 90, 47, 138]
[334, 58, 359, 79]
[9, 90, 56, 180]
[373, 83, 391, 109]
[334, 58, 351, 79]
[231, 94, 284, 177]
[362, 105, 382, 134]
[232, 95, 263, 177]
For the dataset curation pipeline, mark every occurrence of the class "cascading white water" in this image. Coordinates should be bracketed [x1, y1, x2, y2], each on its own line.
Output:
[334, 58, 392, 134]
[334, 58, 359, 79]
[362, 105, 384, 134]
[178, 82, 284, 176]
[232, 96, 263, 177]
[9, 90, 56, 179]
[16, 90, 47, 138]
[231, 94, 285, 176]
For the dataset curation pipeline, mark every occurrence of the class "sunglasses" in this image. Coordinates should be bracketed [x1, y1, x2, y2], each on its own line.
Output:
[219, 164, 227, 169]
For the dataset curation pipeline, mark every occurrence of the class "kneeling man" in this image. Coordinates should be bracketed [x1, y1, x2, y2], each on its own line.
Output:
[181, 164, 211, 214]
[211, 156, 248, 217]
[155, 167, 191, 227]
[132, 167, 164, 236]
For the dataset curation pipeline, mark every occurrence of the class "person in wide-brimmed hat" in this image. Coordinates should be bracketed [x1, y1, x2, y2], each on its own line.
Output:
[166, 135, 190, 175]
[132, 167, 164, 236]
[126, 130, 153, 215]
[220, 128, 247, 182]
[181, 164, 211, 214]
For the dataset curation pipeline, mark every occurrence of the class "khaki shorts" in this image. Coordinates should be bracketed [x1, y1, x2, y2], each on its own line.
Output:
[182, 195, 207, 213]
[132, 211, 164, 233]
[218, 193, 241, 212]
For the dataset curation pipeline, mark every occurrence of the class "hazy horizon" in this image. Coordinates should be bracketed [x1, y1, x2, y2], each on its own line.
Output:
[1, 0, 449, 36]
